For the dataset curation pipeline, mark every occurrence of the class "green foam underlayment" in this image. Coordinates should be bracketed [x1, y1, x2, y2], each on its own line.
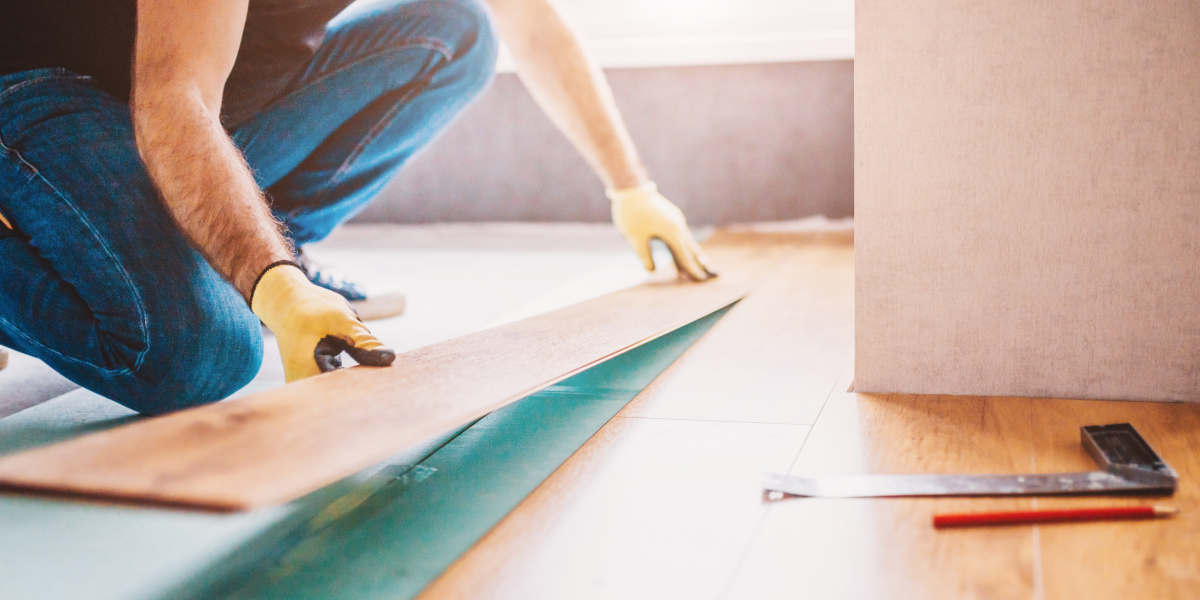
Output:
[0, 304, 732, 600]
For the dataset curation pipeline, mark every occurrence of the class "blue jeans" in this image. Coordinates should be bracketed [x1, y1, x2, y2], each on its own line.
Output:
[0, 0, 497, 414]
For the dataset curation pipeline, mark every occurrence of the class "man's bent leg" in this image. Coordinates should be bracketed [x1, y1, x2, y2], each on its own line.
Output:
[0, 70, 263, 414]
[232, 0, 498, 245]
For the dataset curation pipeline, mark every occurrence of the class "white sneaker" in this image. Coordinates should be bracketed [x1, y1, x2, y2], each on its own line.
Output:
[296, 250, 407, 321]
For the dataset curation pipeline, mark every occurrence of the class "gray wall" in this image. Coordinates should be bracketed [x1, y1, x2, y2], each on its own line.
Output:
[855, 0, 1200, 401]
[353, 60, 853, 225]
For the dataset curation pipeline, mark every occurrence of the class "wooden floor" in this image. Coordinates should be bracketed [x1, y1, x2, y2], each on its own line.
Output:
[2, 223, 1196, 599]
[417, 233, 1200, 600]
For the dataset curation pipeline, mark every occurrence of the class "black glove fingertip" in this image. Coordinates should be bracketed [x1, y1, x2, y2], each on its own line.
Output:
[346, 345, 396, 368]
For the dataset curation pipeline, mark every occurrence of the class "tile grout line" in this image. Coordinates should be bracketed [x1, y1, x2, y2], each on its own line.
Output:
[645, 249, 849, 600]
[709, 356, 853, 600]
[713, 509, 774, 600]
[708, 419, 821, 600]
[784, 355, 853, 474]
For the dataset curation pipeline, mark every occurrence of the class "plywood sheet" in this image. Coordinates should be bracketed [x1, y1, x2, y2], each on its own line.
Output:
[855, 0, 1200, 400]
[0, 238, 782, 511]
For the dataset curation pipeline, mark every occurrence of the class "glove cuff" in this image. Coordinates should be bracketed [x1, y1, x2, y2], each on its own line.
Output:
[605, 181, 658, 203]
[248, 260, 302, 308]
[250, 262, 311, 330]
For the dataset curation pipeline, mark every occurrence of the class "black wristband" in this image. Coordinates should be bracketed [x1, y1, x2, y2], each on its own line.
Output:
[248, 260, 302, 307]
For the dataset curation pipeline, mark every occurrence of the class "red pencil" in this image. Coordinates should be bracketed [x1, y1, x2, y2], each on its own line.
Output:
[933, 505, 1179, 528]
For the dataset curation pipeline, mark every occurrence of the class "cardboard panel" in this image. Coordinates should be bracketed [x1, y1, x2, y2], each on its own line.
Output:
[855, 0, 1200, 400]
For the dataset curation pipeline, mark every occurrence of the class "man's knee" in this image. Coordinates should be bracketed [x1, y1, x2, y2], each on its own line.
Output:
[117, 300, 263, 415]
[444, 0, 500, 74]
[406, 0, 499, 93]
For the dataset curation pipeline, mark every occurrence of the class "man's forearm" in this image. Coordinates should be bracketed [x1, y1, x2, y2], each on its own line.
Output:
[488, 0, 647, 190]
[133, 87, 292, 300]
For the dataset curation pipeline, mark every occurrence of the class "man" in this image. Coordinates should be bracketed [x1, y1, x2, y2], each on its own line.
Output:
[0, 0, 714, 415]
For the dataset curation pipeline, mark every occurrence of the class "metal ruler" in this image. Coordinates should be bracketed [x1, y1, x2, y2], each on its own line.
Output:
[763, 423, 1177, 502]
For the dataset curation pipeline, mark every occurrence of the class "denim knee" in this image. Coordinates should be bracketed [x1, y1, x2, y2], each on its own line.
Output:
[389, 0, 498, 95]
[440, 0, 500, 93]
[117, 295, 264, 416]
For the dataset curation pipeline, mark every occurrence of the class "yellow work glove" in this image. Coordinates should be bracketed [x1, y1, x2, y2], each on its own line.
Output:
[250, 262, 396, 382]
[607, 181, 716, 281]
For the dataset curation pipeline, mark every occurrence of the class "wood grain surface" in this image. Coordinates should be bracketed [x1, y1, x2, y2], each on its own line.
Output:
[421, 417, 807, 600]
[415, 223, 1200, 599]
[0, 236, 784, 511]
[730, 385, 1200, 600]
[729, 384, 1039, 600]
[1032, 399, 1200, 599]
[620, 241, 853, 424]
[418, 235, 855, 600]
[411, 228, 1199, 599]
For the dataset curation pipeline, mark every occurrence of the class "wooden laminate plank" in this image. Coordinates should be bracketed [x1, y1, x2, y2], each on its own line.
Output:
[0, 238, 783, 511]
[727, 378, 1038, 600]
[1031, 398, 1200, 600]
[620, 240, 853, 424]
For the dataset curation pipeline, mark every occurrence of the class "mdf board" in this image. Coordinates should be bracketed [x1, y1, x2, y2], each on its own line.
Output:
[854, 0, 1200, 400]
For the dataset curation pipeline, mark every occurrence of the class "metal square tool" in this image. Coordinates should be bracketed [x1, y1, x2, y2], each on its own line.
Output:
[763, 423, 1177, 502]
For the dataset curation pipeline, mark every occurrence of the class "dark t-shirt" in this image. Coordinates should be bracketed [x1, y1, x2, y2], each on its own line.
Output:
[0, 0, 355, 127]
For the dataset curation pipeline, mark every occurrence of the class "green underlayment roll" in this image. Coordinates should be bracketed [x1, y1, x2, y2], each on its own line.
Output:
[0, 305, 731, 600]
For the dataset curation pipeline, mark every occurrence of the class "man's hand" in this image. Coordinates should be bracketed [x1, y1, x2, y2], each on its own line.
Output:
[608, 183, 716, 282]
[251, 263, 395, 382]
